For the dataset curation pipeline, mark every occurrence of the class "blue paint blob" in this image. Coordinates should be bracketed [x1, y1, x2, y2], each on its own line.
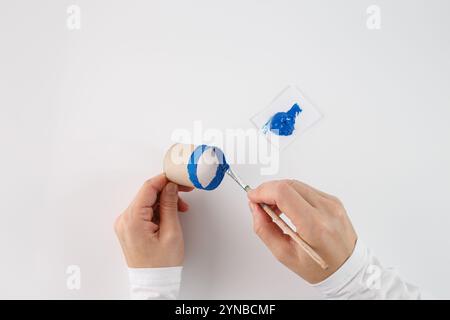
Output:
[187, 145, 229, 191]
[263, 103, 302, 136]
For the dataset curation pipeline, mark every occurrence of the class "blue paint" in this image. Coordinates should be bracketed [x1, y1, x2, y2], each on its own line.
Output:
[263, 103, 302, 136]
[187, 144, 229, 191]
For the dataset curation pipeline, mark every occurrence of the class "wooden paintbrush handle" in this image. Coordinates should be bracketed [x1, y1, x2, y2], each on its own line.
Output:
[259, 203, 328, 270]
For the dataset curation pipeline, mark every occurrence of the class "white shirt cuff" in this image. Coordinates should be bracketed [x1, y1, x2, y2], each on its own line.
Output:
[128, 266, 183, 300]
[312, 239, 367, 297]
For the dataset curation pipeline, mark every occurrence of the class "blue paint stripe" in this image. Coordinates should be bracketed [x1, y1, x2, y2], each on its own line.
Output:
[187, 145, 229, 191]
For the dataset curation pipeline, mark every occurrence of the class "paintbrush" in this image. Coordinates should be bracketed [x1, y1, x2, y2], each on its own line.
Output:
[226, 167, 328, 270]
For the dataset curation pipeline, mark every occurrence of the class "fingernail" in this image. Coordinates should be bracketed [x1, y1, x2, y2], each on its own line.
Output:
[166, 183, 178, 195]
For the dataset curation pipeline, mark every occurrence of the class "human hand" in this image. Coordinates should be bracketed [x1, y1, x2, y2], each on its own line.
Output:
[114, 174, 193, 268]
[247, 180, 357, 284]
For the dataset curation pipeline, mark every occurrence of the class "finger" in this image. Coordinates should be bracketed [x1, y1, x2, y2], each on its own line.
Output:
[247, 180, 315, 232]
[290, 180, 336, 201]
[140, 206, 154, 222]
[178, 185, 194, 192]
[132, 206, 161, 233]
[250, 202, 293, 260]
[287, 180, 322, 207]
[150, 195, 189, 216]
[253, 202, 282, 216]
[130, 174, 168, 222]
[142, 221, 160, 234]
[159, 182, 182, 236]
[269, 204, 282, 215]
[178, 195, 189, 212]
[134, 174, 168, 209]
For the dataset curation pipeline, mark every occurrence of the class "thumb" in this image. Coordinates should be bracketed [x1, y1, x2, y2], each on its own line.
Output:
[159, 182, 181, 236]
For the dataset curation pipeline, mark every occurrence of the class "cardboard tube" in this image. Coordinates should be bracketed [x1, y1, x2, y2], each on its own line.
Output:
[163, 143, 196, 188]
[163, 143, 229, 190]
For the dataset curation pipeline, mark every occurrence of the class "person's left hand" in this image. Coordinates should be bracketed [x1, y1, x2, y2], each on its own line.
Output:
[114, 174, 193, 268]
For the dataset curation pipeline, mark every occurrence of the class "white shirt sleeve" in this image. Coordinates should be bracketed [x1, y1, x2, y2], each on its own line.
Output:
[128, 266, 182, 300]
[127, 241, 428, 300]
[312, 240, 428, 299]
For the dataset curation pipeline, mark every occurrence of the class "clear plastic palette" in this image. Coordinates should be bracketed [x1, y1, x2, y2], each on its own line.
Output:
[250, 85, 323, 150]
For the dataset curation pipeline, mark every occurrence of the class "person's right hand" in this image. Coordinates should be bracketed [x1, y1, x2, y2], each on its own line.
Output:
[247, 179, 357, 284]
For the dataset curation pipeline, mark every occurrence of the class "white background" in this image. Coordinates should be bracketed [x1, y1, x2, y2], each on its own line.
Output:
[1, 0, 449, 299]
